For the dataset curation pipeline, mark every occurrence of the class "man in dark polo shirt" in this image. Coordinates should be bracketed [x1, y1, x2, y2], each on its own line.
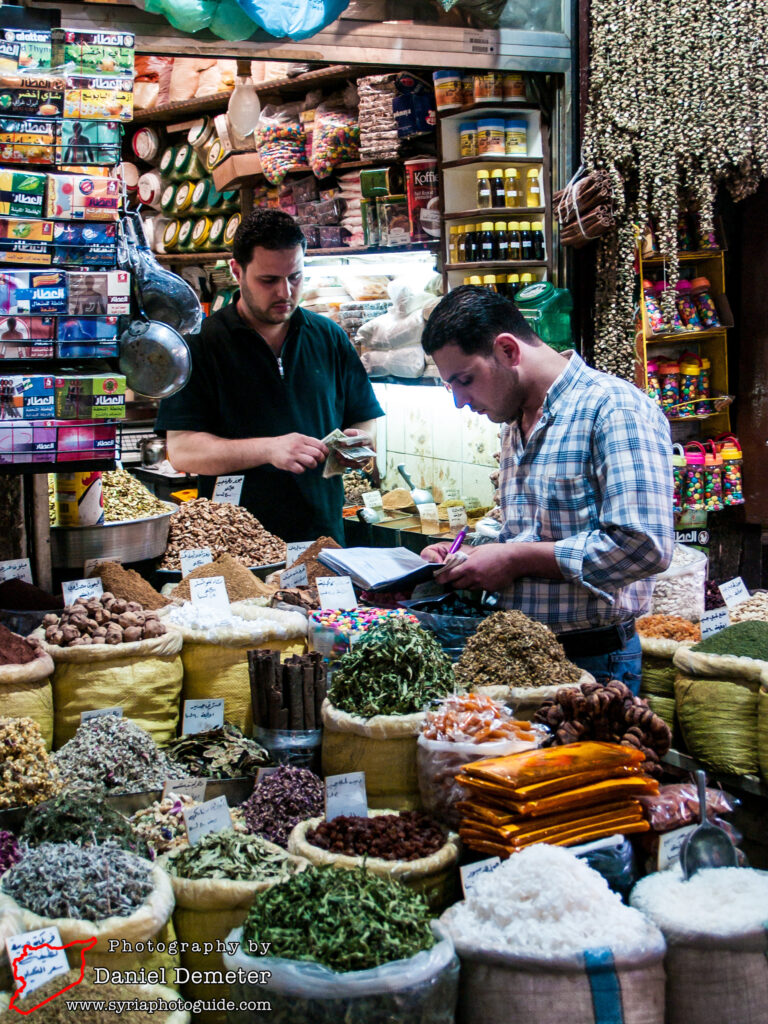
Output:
[155, 209, 383, 543]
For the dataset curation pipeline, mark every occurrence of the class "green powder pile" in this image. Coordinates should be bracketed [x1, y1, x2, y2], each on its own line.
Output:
[691, 620, 768, 661]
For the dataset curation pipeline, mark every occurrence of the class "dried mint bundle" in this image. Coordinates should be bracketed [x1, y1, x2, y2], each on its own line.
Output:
[241, 765, 324, 848]
[166, 828, 301, 882]
[164, 722, 271, 778]
[0, 716, 62, 810]
[1, 842, 153, 921]
[53, 716, 182, 795]
[0, 829, 20, 873]
[21, 792, 149, 858]
[329, 618, 454, 717]
[242, 865, 435, 972]
[455, 610, 581, 691]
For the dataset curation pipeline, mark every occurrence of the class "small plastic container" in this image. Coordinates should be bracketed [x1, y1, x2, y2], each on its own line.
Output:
[525, 167, 541, 206]
[672, 443, 686, 515]
[678, 358, 701, 417]
[659, 361, 680, 415]
[160, 184, 177, 215]
[162, 218, 181, 252]
[504, 167, 521, 206]
[675, 280, 702, 330]
[476, 169, 491, 208]
[703, 441, 724, 513]
[158, 145, 177, 180]
[473, 71, 502, 103]
[461, 74, 474, 106]
[655, 282, 684, 331]
[208, 214, 226, 250]
[177, 218, 195, 252]
[188, 117, 215, 168]
[173, 180, 195, 216]
[433, 70, 463, 110]
[717, 436, 745, 505]
[206, 139, 228, 173]
[505, 119, 528, 155]
[477, 118, 506, 155]
[503, 73, 526, 99]
[191, 216, 213, 251]
[646, 360, 661, 406]
[132, 126, 161, 163]
[223, 212, 241, 249]
[137, 170, 163, 209]
[684, 442, 706, 511]
[696, 357, 711, 416]
[690, 276, 720, 328]
[643, 279, 667, 334]
[459, 122, 477, 158]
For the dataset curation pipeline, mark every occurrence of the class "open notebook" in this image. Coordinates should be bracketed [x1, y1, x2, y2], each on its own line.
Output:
[317, 546, 444, 592]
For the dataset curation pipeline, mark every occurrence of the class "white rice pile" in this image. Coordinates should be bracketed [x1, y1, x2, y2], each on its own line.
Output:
[630, 866, 768, 938]
[441, 844, 663, 958]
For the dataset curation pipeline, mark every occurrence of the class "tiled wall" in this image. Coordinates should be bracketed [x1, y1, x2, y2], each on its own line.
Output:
[371, 383, 499, 505]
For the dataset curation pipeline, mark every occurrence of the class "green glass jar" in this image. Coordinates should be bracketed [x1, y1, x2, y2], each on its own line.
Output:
[177, 218, 195, 253]
[173, 143, 206, 182]
[209, 214, 227, 250]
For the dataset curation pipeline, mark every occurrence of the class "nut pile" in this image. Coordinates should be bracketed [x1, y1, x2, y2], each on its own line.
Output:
[729, 591, 768, 624]
[0, 716, 62, 809]
[650, 545, 706, 622]
[306, 811, 446, 861]
[343, 471, 374, 506]
[43, 594, 167, 647]
[637, 614, 701, 642]
[456, 610, 581, 691]
[534, 680, 672, 776]
[48, 470, 169, 524]
[160, 498, 286, 570]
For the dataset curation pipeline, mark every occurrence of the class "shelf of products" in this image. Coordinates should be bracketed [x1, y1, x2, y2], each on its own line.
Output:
[157, 251, 232, 264]
[437, 101, 540, 119]
[0, 459, 117, 477]
[441, 155, 542, 170]
[443, 206, 545, 220]
[446, 260, 548, 271]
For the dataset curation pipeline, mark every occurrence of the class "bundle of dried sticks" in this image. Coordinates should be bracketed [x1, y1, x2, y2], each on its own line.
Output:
[554, 170, 616, 248]
[247, 649, 327, 731]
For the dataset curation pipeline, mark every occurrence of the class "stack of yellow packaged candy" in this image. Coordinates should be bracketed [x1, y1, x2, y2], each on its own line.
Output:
[456, 741, 657, 857]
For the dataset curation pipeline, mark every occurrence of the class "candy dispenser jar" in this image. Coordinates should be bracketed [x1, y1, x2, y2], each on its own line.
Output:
[703, 441, 724, 512]
[643, 279, 667, 334]
[690, 277, 720, 329]
[672, 443, 687, 515]
[696, 357, 711, 416]
[659, 360, 681, 416]
[717, 436, 745, 506]
[675, 280, 702, 330]
[656, 281, 684, 331]
[646, 360, 662, 407]
[678, 358, 701, 417]
[684, 442, 706, 511]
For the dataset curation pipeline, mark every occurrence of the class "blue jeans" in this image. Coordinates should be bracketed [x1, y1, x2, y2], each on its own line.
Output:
[570, 632, 643, 695]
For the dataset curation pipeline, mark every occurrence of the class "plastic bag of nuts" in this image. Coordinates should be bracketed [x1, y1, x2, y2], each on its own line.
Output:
[650, 544, 707, 622]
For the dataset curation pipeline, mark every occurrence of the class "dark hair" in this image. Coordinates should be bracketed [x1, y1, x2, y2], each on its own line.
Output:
[421, 285, 541, 355]
[232, 208, 306, 267]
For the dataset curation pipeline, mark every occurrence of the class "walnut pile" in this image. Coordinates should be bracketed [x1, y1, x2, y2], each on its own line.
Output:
[534, 679, 672, 776]
[43, 593, 167, 647]
[160, 498, 286, 570]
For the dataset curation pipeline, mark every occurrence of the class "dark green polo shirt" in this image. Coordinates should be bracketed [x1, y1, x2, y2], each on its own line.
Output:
[155, 301, 383, 544]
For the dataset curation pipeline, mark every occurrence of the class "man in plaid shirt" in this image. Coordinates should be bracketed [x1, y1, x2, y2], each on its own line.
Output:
[421, 286, 674, 693]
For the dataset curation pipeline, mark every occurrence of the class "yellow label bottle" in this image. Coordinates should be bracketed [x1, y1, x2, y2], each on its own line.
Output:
[526, 167, 542, 207]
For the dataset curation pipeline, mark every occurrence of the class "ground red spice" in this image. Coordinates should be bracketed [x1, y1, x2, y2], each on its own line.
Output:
[0, 623, 40, 665]
[0, 578, 62, 611]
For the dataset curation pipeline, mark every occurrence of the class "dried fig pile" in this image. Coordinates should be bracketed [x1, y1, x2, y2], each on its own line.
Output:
[43, 593, 167, 647]
[534, 679, 671, 776]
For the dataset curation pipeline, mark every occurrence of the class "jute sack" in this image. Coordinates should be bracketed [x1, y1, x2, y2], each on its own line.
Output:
[0, 981, 190, 1024]
[32, 628, 183, 749]
[321, 700, 424, 810]
[0, 903, 23, 991]
[758, 684, 768, 782]
[673, 646, 768, 776]
[0, 863, 179, 974]
[444, 940, 666, 1024]
[163, 605, 307, 735]
[159, 845, 307, 1023]
[472, 671, 594, 720]
[288, 811, 460, 912]
[0, 649, 54, 749]
[639, 637, 696, 740]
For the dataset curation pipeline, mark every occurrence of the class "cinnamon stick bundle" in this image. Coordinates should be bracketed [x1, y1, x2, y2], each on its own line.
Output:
[247, 648, 328, 731]
[560, 205, 616, 248]
[554, 170, 615, 238]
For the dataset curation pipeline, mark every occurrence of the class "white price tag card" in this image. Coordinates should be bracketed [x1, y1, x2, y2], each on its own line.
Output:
[256, 766, 281, 785]
[180, 548, 213, 576]
[286, 541, 313, 567]
[83, 556, 117, 576]
[700, 606, 731, 639]
[212, 474, 244, 504]
[62, 577, 103, 606]
[182, 698, 225, 735]
[325, 772, 368, 821]
[447, 506, 468, 529]
[189, 575, 229, 612]
[658, 824, 697, 871]
[362, 490, 383, 509]
[0, 558, 33, 584]
[184, 795, 232, 845]
[80, 706, 122, 723]
[444, 488, 461, 500]
[317, 575, 357, 611]
[163, 776, 207, 802]
[460, 857, 501, 897]
[718, 577, 750, 609]
[5, 927, 70, 999]
[281, 563, 308, 588]
[417, 502, 439, 523]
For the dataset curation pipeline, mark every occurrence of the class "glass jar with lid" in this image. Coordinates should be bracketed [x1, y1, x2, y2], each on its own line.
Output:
[177, 218, 195, 253]
[476, 169, 491, 209]
[525, 167, 542, 207]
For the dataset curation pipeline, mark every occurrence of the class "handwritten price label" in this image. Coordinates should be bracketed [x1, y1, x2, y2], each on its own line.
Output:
[180, 548, 213, 576]
[718, 577, 750, 609]
[189, 575, 230, 612]
[184, 795, 232, 845]
[700, 606, 731, 639]
[182, 698, 225, 735]
[83, 557, 117, 576]
[163, 776, 207, 802]
[280, 563, 308, 588]
[62, 577, 103, 606]
[0, 558, 33, 584]
[417, 502, 439, 524]
[444, 488, 461, 500]
[317, 575, 357, 611]
[362, 490, 383, 509]
[658, 825, 697, 871]
[6, 927, 71, 998]
[212, 475, 244, 504]
[80, 706, 123, 724]
[325, 771, 368, 821]
[286, 541, 313, 567]
[447, 505, 468, 529]
[460, 857, 501, 897]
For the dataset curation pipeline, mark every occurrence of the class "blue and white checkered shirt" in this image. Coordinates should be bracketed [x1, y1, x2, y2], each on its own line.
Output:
[496, 351, 674, 631]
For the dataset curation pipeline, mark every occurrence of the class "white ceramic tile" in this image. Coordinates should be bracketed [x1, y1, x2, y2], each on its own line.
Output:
[461, 462, 495, 506]
[462, 409, 499, 467]
[431, 459, 463, 502]
[383, 386, 406, 454]
[432, 394, 463, 461]
[403, 402, 433, 459]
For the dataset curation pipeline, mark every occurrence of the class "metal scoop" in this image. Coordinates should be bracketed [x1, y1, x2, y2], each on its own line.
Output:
[397, 464, 433, 505]
[679, 770, 738, 878]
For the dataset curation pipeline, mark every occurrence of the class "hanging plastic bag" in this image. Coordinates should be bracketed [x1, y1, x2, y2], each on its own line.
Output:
[234, 0, 353, 41]
[310, 92, 360, 178]
[145, 0, 259, 41]
[256, 103, 306, 184]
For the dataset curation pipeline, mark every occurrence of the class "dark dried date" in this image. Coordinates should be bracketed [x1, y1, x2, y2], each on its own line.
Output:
[307, 811, 446, 861]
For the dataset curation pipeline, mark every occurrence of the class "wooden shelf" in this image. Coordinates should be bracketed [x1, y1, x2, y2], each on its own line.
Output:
[443, 206, 545, 220]
[305, 242, 439, 258]
[132, 65, 357, 124]
[157, 251, 231, 264]
[663, 749, 768, 800]
[645, 326, 729, 344]
[641, 249, 725, 265]
[446, 260, 547, 270]
[438, 101, 539, 118]
[442, 156, 543, 169]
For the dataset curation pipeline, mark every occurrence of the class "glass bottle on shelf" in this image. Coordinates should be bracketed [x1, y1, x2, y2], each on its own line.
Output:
[490, 168, 505, 207]
[448, 225, 459, 263]
[519, 272, 535, 288]
[507, 272, 520, 297]
[525, 167, 542, 207]
[504, 168, 521, 207]
[465, 224, 478, 262]
[479, 222, 495, 261]
[519, 220, 533, 260]
[507, 221, 522, 260]
[456, 225, 467, 262]
[494, 221, 509, 261]
[476, 170, 492, 209]
[531, 220, 545, 260]
[482, 274, 497, 291]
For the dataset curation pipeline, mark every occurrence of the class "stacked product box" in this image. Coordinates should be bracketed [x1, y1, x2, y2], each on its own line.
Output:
[0, 23, 134, 468]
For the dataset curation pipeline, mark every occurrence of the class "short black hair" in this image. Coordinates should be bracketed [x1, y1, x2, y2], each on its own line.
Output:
[421, 285, 541, 355]
[232, 208, 306, 267]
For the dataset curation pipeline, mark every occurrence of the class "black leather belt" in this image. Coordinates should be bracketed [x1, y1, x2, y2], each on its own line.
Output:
[557, 619, 636, 659]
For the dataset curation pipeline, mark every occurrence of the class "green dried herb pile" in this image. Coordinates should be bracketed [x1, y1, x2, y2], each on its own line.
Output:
[21, 792, 149, 858]
[166, 828, 300, 882]
[456, 610, 581, 691]
[164, 723, 271, 778]
[242, 865, 435, 972]
[329, 618, 454, 716]
[691, 620, 768, 661]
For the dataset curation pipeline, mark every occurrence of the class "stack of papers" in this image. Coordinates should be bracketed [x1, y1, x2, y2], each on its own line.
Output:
[318, 546, 443, 591]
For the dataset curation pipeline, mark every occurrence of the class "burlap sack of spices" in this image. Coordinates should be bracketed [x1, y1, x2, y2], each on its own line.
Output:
[0, 647, 54, 749]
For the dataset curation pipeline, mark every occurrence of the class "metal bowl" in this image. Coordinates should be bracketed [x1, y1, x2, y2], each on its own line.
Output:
[50, 502, 176, 568]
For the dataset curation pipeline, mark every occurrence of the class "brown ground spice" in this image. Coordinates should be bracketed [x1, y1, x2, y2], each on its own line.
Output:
[0, 624, 41, 665]
[0, 578, 62, 611]
[87, 561, 169, 610]
[1, 971, 173, 1024]
[292, 535, 342, 586]
[169, 553, 276, 602]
